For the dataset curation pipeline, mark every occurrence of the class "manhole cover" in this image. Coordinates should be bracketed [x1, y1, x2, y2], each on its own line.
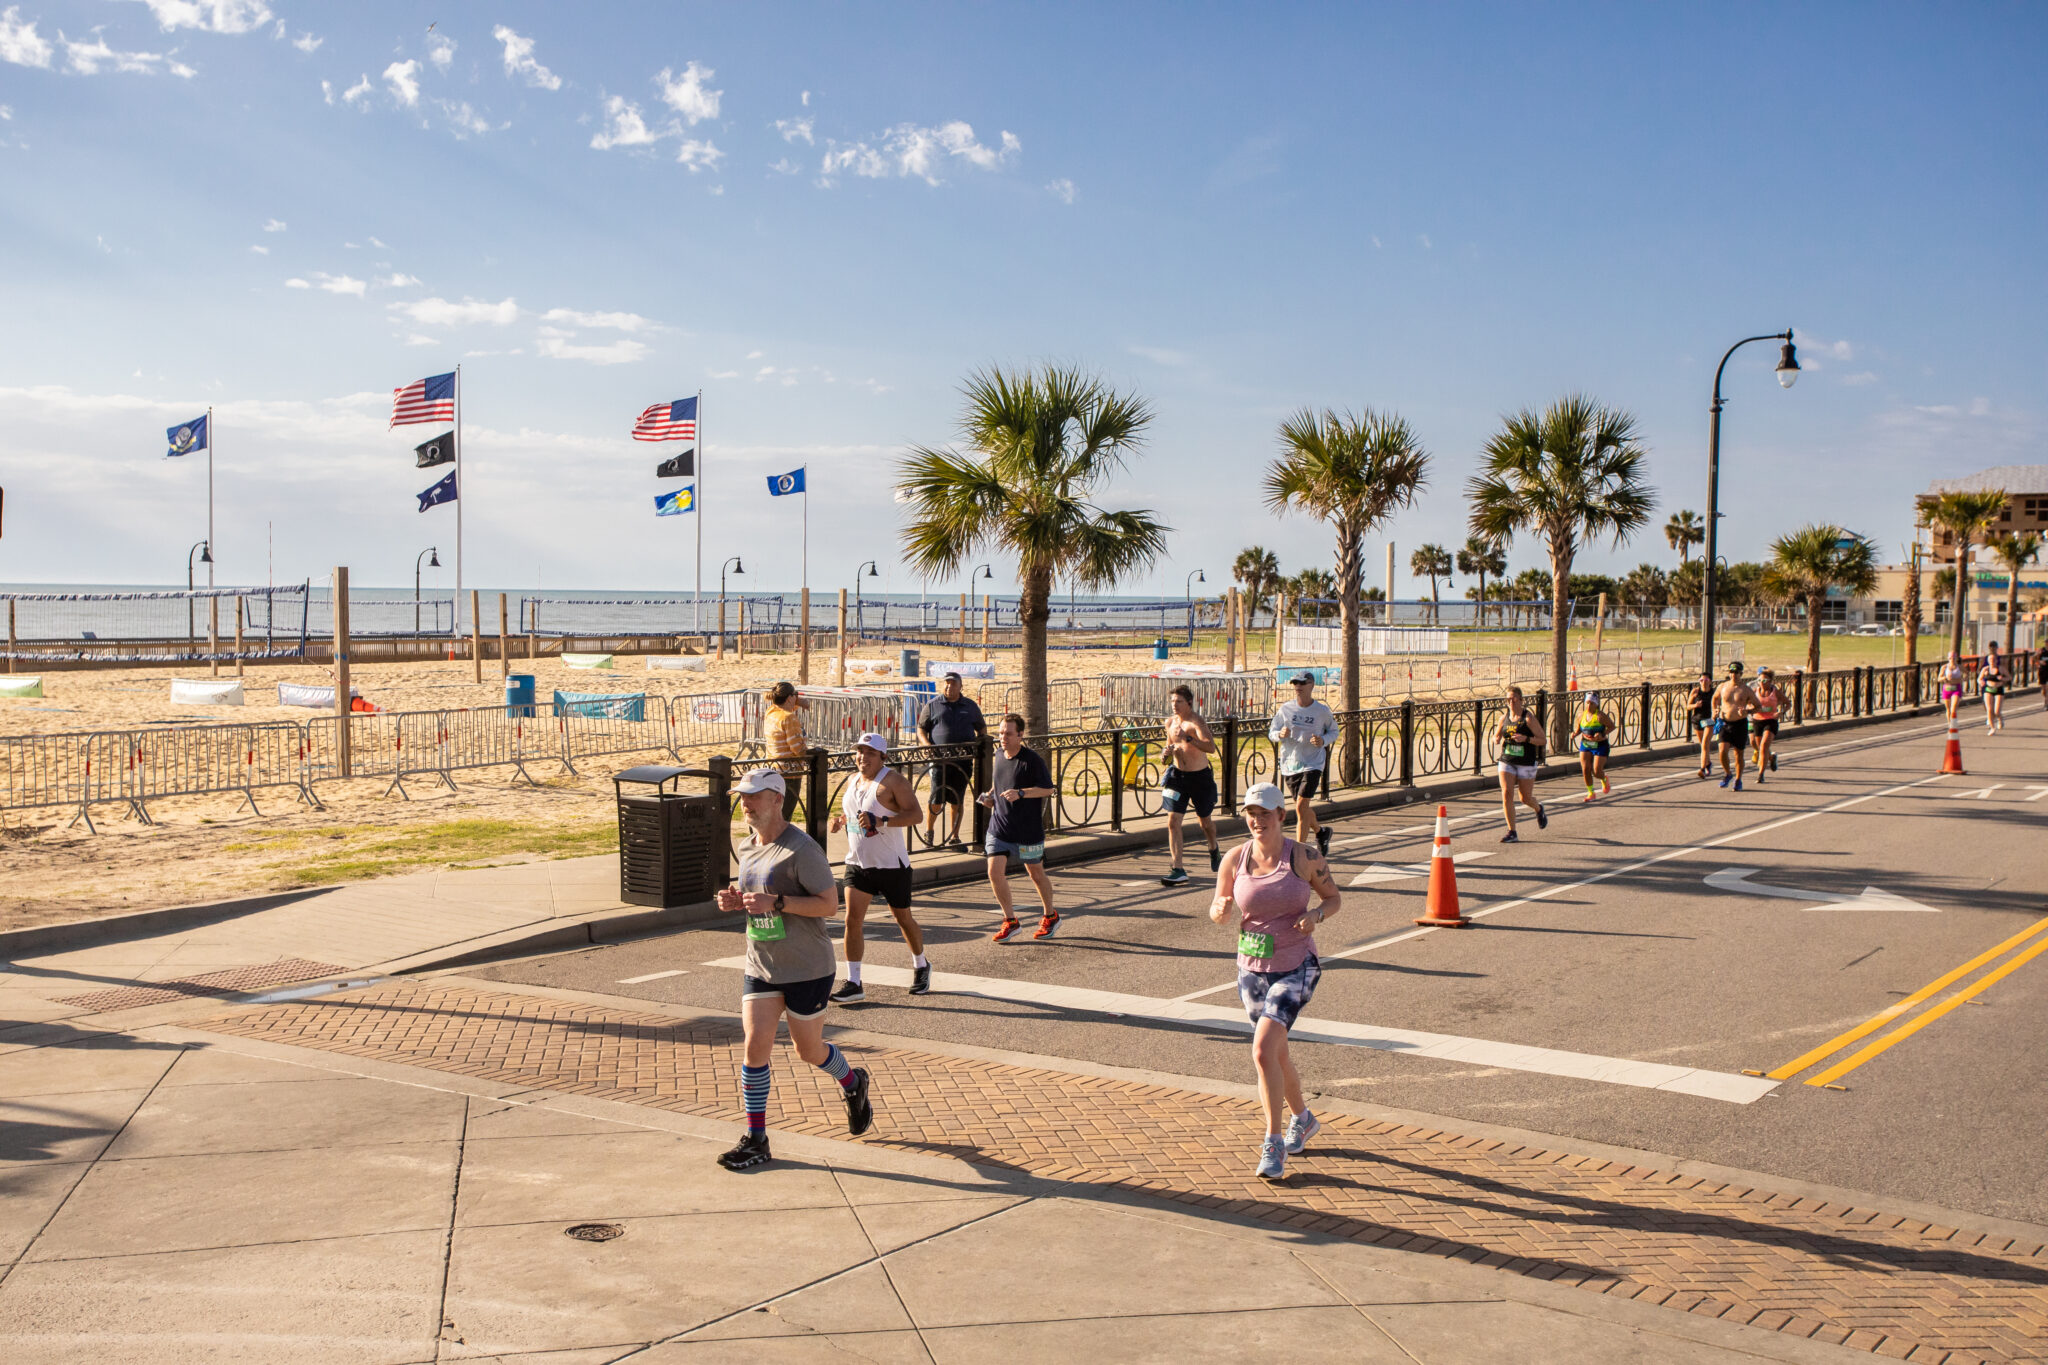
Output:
[564, 1223, 624, 1242]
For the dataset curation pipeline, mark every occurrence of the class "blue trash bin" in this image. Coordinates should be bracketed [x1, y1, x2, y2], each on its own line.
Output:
[1153, 637, 1171, 661]
[899, 646, 921, 680]
[505, 673, 535, 718]
[902, 679, 936, 733]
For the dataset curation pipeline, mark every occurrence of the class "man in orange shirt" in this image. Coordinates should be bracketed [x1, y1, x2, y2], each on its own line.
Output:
[766, 681, 809, 777]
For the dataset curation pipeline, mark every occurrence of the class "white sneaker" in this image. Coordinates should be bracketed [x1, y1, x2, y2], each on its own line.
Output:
[1255, 1136, 1286, 1181]
[1284, 1109, 1322, 1156]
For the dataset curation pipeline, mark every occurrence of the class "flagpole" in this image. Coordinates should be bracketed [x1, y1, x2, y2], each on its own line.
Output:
[694, 388, 703, 636]
[206, 405, 215, 590]
[454, 365, 464, 634]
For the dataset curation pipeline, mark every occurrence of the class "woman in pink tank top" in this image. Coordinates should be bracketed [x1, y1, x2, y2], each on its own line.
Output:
[1212, 781, 1344, 1182]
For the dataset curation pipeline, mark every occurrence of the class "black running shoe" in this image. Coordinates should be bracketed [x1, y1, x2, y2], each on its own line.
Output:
[1160, 867, 1190, 887]
[718, 1131, 772, 1170]
[1209, 846, 1223, 873]
[843, 1068, 874, 1136]
[1534, 805, 1547, 830]
[910, 963, 931, 996]
[1500, 829, 1518, 843]
[1315, 826, 1331, 855]
[1770, 753, 1779, 772]
[829, 979, 865, 1005]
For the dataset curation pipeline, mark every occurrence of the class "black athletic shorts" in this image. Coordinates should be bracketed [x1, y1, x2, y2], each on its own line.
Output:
[741, 972, 834, 1020]
[930, 759, 972, 804]
[1159, 765, 1218, 818]
[847, 864, 913, 910]
[1283, 769, 1325, 800]
[1750, 717, 1779, 737]
[1715, 718, 1749, 749]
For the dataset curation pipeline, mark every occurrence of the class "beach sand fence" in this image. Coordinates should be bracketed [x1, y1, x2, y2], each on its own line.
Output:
[848, 595, 1213, 653]
[2, 584, 313, 670]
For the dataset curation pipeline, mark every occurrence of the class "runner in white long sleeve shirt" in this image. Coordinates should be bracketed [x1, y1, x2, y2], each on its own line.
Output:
[1268, 673, 1338, 854]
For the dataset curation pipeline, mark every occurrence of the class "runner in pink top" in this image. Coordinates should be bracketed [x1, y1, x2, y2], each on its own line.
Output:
[1212, 781, 1344, 1182]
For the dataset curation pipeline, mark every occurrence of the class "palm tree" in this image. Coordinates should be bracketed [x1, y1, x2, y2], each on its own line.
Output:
[1762, 525, 1880, 671]
[1265, 408, 1429, 768]
[1668, 559, 1704, 629]
[1986, 531, 2043, 655]
[1917, 490, 2008, 658]
[1456, 536, 1506, 630]
[1290, 567, 1335, 621]
[899, 365, 1169, 738]
[1618, 563, 1669, 628]
[1467, 395, 1654, 713]
[1409, 544, 1453, 624]
[1665, 510, 1704, 566]
[1232, 545, 1280, 643]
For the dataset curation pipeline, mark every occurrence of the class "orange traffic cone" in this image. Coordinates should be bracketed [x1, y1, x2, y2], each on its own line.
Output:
[1939, 718, 1967, 775]
[1414, 805, 1472, 928]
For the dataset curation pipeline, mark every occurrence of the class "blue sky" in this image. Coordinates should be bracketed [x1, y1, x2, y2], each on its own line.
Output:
[1, 1, 2043, 601]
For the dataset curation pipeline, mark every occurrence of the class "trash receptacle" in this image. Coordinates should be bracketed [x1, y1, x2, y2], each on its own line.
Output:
[505, 673, 535, 718]
[614, 765, 725, 908]
[902, 679, 936, 733]
[1153, 636, 1170, 661]
[899, 646, 921, 680]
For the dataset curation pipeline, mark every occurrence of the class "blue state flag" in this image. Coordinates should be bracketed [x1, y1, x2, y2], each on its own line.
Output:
[655, 486, 695, 516]
[166, 414, 208, 458]
[418, 470, 458, 512]
[766, 467, 805, 496]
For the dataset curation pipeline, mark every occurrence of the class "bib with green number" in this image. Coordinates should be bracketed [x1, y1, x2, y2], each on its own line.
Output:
[746, 912, 787, 942]
[1238, 929, 1275, 959]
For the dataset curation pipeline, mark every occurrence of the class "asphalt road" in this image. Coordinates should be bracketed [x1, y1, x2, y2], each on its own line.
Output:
[474, 700, 2048, 1225]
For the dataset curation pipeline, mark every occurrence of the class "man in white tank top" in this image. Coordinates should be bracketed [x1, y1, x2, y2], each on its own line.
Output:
[829, 733, 931, 1002]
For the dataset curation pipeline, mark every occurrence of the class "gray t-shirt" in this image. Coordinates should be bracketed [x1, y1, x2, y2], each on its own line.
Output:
[736, 823, 838, 984]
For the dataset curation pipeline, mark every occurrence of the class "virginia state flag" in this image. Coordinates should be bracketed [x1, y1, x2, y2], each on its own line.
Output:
[418, 470, 458, 512]
[166, 415, 208, 458]
[766, 467, 805, 496]
[655, 486, 695, 516]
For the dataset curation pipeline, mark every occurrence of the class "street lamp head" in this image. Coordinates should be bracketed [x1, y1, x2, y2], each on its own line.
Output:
[1194, 569, 1206, 584]
[733, 558, 745, 575]
[1775, 338, 1800, 389]
[199, 542, 213, 564]
[977, 564, 993, 579]
[864, 562, 878, 578]
[428, 548, 440, 569]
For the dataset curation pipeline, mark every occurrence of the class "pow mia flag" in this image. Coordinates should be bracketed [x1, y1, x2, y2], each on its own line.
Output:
[414, 431, 456, 469]
[655, 447, 695, 479]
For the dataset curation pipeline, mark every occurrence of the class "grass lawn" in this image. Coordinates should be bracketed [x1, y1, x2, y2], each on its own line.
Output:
[224, 818, 618, 886]
[1219, 624, 1931, 674]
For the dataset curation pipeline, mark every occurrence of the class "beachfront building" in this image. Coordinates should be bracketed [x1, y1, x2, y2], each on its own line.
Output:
[1828, 466, 2048, 634]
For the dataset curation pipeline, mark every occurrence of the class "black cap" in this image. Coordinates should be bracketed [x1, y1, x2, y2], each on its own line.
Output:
[943, 670, 961, 682]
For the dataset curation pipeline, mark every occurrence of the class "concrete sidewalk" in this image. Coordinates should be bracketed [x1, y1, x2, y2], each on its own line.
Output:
[0, 980, 1935, 1365]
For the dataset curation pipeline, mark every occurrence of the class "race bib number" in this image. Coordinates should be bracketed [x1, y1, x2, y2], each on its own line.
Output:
[1238, 930, 1275, 959]
[746, 913, 787, 942]
[1503, 742, 1528, 761]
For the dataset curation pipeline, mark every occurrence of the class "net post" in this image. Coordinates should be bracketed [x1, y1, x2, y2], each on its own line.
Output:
[209, 596, 220, 678]
[957, 592, 966, 651]
[799, 586, 811, 684]
[1274, 590, 1288, 669]
[498, 592, 509, 680]
[528, 599, 537, 659]
[7, 599, 14, 673]
[470, 589, 483, 684]
[980, 589, 990, 661]
[837, 588, 848, 686]
[235, 597, 244, 678]
[334, 566, 353, 779]
[737, 597, 747, 661]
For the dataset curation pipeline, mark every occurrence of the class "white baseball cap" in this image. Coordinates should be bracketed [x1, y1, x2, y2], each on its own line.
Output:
[856, 732, 889, 754]
[732, 768, 786, 796]
[1243, 782, 1286, 810]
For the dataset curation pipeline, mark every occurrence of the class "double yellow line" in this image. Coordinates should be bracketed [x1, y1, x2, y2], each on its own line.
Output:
[1762, 914, 2048, 1089]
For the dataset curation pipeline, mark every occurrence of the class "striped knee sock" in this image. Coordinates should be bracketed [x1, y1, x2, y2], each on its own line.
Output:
[741, 1063, 770, 1134]
[817, 1042, 856, 1089]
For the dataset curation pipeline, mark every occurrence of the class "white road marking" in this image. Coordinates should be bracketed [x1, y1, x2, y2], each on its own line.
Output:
[2026, 786, 2048, 803]
[699, 956, 1775, 1104]
[1703, 868, 1940, 913]
[1952, 785, 2005, 799]
[1348, 851, 1494, 886]
[617, 969, 688, 984]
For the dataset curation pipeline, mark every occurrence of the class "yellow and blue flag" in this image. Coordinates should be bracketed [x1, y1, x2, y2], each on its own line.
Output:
[655, 486, 695, 516]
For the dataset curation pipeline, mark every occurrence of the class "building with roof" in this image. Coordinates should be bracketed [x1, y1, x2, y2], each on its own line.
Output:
[1920, 464, 2048, 564]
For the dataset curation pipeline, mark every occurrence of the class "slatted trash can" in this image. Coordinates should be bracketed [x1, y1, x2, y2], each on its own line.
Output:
[614, 765, 724, 908]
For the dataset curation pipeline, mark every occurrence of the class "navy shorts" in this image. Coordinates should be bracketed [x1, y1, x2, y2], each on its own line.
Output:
[1283, 769, 1325, 800]
[741, 973, 833, 1021]
[1238, 954, 1322, 1031]
[1160, 765, 1218, 817]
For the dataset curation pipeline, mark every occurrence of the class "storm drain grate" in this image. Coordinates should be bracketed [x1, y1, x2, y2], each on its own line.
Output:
[564, 1223, 624, 1242]
[57, 959, 348, 1013]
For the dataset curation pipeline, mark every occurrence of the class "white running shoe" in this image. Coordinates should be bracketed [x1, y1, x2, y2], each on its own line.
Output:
[1284, 1109, 1322, 1156]
[1256, 1136, 1286, 1181]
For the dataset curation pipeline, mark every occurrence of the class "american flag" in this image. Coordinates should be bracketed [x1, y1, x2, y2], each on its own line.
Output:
[633, 396, 698, 442]
[391, 372, 456, 428]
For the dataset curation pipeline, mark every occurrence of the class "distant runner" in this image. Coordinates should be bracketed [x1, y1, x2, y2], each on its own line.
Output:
[1939, 650, 1967, 722]
[829, 733, 930, 1004]
[714, 768, 872, 1172]
[1209, 782, 1343, 1182]
[1495, 686, 1547, 842]
[1575, 691, 1612, 802]
[1979, 651, 2007, 733]
[917, 671, 986, 850]
[980, 713, 1060, 942]
[1713, 661, 1756, 791]
[2036, 638, 2048, 707]
[1686, 671, 1716, 778]
[1269, 672, 1338, 855]
[1751, 667, 1787, 779]
[1158, 684, 1221, 887]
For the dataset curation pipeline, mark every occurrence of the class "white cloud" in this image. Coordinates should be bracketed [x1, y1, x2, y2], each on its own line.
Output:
[249, 243, 268, 254]
[709, 369, 739, 380]
[438, 99, 500, 138]
[1969, 396, 1991, 417]
[379, 272, 422, 288]
[746, 350, 763, 359]
[340, 73, 371, 106]
[1418, 233, 1432, 249]
[535, 335, 648, 365]
[1371, 235, 1382, 249]
[283, 277, 309, 289]
[383, 59, 420, 107]
[801, 90, 810, 107]
[310, 271, 365, 297]
[676, 138, 722, 172]
[775, 115, 813, 145]
[493, 25, 559, 90]
[389, 296, 520, 327]
[403, 333, 437, 347]
[819, 121, 1019, 187]
[1841, 371, 1878, 387]
[262, 217, 285, 232]
[132, 0, 269, 34]
[0, 104, 11, 118]
[1047, 178, 1075, 204]
[657, 61, 720, 123]
[320, 78, 332, 103]
[426, 32, 454, 71]
[290, 31, 320, 54]
[590, 94, 663, 150]
[0, 7, 53, 67]
[368, 236, 386, 248]
[61, 30, 183, 76]
[770, 157, 800, 175]
[542, 307, 657, 332]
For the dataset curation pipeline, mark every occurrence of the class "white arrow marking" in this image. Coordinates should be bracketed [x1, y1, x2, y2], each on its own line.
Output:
[1952, 784, 2005, 800]
[1705, 867, 1940, 912]
[1350, 851, 1495, 887]
[2025, 786, 2048, 803]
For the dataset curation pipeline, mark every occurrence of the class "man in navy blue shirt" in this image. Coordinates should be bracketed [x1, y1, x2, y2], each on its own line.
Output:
[978, 712, 1059, 942]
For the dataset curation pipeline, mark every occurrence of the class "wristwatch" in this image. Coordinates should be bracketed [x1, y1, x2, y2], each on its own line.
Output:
[773, 893, 786, 912]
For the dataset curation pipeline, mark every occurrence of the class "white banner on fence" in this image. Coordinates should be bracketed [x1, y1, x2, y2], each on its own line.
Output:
[171, 678, 245, 706]
[276, 682, 358, 709]
[1284, 625, 1448, 656]
[924, 661, 996, 679]
[646, 655, 710, 672]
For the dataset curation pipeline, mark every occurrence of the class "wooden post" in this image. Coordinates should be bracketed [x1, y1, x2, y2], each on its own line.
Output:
[980, 589, 991, 661]
[837, 588, 849, 686]
[737, 597, 747, 660]
[470, 589, 483, 683]
[1227, 588, 1240, 672]
[1274, 590, 1288, 670]
[799, 586, 811, 684]
[1593, 591, 1607, 651]
[333, 566, 353, 778]
[956, 593, 967, 651]
[527, 599, 537, 660]
[716, 594, 725, 660]
[208, 597, 219, 677]
[234, 597, 245, 678]
[6, 599, 14, 673]
[498, 592, 509, 679]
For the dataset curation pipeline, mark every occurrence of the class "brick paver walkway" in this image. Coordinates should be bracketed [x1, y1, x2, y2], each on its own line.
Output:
[195, 980, 2048, 1365]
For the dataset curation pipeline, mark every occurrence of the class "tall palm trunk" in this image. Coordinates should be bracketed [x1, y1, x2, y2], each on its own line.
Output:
[1547, 541, 1573, 750]
[1019, 562, 1054, 740]
[1950, 541, 1971, 658]
[1805, 591, 1823, 672]
[1336, 520, 1362, 782]
[2005, 567, 2021, 656]
[1902, 561, 1921, 697]
[1476, 567, 1486, 630]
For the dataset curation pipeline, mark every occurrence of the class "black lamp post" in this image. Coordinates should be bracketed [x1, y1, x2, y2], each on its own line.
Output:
[854, 559, 878, 638]
[186, 539, 211, 640]
[415, 546, 440, 634]
[719, 556, 744, 653]
[1700, 330, 1799, 673]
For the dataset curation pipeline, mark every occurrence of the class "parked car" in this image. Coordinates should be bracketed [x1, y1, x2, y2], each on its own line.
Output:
[1851, 624, 1888, 637]
[1819, 624, 1848, 635]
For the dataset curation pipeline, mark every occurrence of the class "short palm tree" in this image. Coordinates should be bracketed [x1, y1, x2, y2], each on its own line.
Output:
[1232, 545, 1280, 647]
[1467, 395, 1653, 711]
[1618, 563, 1669, 627]
[1409, 544, 1453, 624]
[1456, 536, 1506, 630]
[1762, 525, 1879, 671]
[1266, 408, 1429, 769]
[899, 365, 1169, 738]
[1986, 531, 2043, 654]
[1917, 490, 2008, 657]
[1666, 510, 1705, 566]
[1290, 567, 1334, 621]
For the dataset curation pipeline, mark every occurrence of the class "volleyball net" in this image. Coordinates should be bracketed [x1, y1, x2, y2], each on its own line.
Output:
[1, 584, 314, 662]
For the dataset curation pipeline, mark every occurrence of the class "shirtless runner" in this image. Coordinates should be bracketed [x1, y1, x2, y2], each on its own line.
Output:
[1713, 661, 1757, 792]
[1158, 684, 1221, 887]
